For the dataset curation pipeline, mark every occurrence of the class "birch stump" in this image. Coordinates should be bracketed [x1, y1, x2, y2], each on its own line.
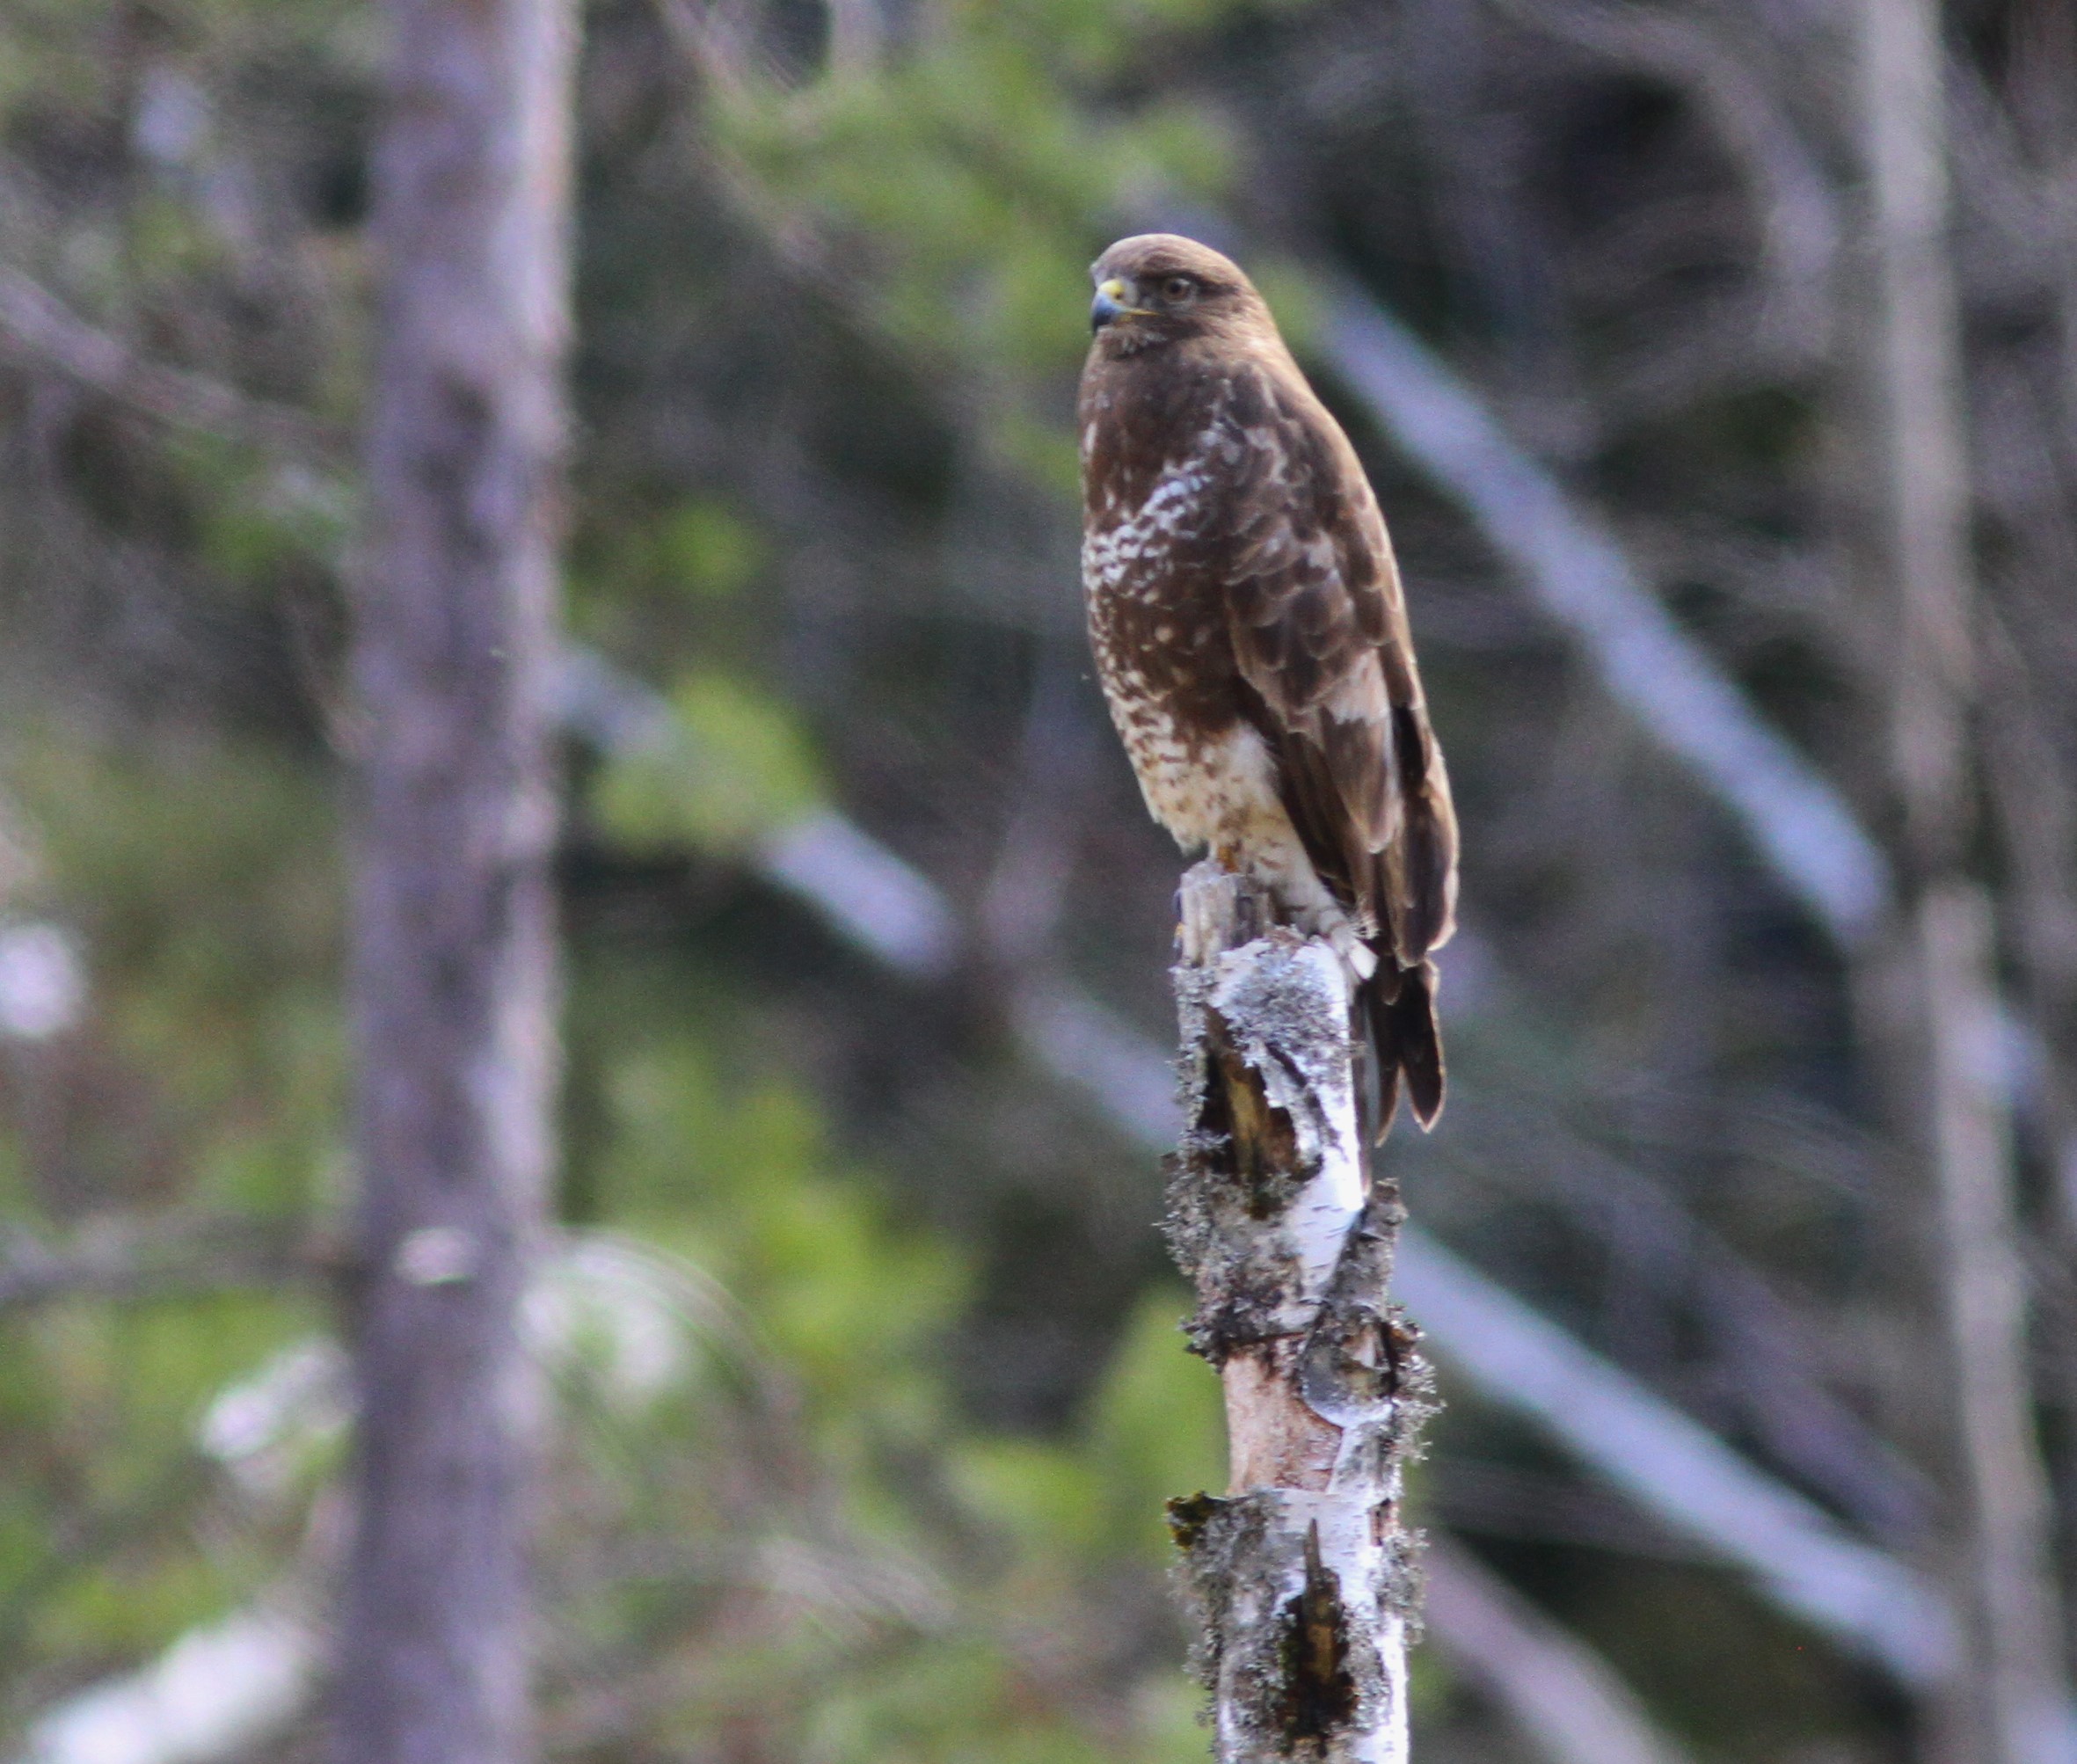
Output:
[1164, 863, 1431, 1764]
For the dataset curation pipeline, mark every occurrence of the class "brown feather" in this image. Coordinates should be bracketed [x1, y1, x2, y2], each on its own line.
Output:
[1077, 233, 1458, 1139]
[1366, 960, 1445, 1131]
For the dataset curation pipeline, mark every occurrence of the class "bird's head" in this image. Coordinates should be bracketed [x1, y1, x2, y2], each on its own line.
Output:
[1087, 234, 1272, 358]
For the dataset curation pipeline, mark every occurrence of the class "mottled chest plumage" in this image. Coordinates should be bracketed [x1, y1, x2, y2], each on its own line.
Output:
[1082, 450, 1222, 696]
[1075, 230, 1458, 1133]
[1078, 431, 1272, 852]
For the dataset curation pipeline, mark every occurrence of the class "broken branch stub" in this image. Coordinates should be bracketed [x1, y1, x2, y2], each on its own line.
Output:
[1165, 862, 1432, 1763]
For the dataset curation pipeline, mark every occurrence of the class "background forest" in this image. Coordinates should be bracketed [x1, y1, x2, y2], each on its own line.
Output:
[2, 0, 2074, 1760]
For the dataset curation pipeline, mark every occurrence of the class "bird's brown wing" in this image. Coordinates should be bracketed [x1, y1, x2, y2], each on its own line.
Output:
[1202, 363, 1458, 1130]
[1206, 365, 1457, 963]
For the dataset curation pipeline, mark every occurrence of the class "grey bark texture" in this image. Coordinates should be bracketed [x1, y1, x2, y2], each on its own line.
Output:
[1856, 3, 2075, 1760]
[332, 1, 578, 1760]
[1165, 864, 1429, 1764]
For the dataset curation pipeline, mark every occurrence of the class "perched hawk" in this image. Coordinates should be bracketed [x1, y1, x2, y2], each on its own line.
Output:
[1078, 234, 1458, 1135]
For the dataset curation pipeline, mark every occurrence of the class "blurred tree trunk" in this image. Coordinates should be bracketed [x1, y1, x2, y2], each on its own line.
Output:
[1856, 3, 2074, 1760]
[332, 0, 578, 1760]
[1166, 865, 1425, 1764]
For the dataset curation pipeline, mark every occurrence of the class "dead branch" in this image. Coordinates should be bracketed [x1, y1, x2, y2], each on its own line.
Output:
[1424, 1534, 1696, 1764]
[1396, 1230, 1958, 1687]
[0, 1214, 335, 1311]
[1164, 864, 1428, 1763]
[0, 266, 346, 462]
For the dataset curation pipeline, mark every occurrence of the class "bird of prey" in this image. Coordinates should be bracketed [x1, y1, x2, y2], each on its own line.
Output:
[1078, 233, 1458, 1135]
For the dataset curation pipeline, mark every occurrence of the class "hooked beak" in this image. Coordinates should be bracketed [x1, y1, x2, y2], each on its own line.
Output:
[1090, 276, 1148, 332]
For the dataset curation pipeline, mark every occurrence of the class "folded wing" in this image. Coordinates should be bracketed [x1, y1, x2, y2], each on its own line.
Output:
[1203, 364, 1459, 1131]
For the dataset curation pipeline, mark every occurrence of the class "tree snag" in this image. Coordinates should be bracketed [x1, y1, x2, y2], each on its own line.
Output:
[1165, 863, 1431, 1764]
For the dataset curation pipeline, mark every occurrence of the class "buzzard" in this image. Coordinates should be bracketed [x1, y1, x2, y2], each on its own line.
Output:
[1078, 233, 1458, 1135]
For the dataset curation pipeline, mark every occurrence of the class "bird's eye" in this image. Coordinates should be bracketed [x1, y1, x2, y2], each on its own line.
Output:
[1162, 275, 1196, 303]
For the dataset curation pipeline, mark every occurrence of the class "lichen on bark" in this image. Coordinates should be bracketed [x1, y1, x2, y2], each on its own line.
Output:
[1162, 863, 1432, 1762]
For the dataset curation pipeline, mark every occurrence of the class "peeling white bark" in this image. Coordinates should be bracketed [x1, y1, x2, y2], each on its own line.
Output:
[1166, 864, 1427, 1763]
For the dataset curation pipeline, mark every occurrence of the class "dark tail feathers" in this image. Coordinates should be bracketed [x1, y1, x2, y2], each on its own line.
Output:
[1360, 959, 1444, 1143]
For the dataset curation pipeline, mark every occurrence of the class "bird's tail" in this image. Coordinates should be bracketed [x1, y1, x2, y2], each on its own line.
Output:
[1358, 957, 1444, 1146]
